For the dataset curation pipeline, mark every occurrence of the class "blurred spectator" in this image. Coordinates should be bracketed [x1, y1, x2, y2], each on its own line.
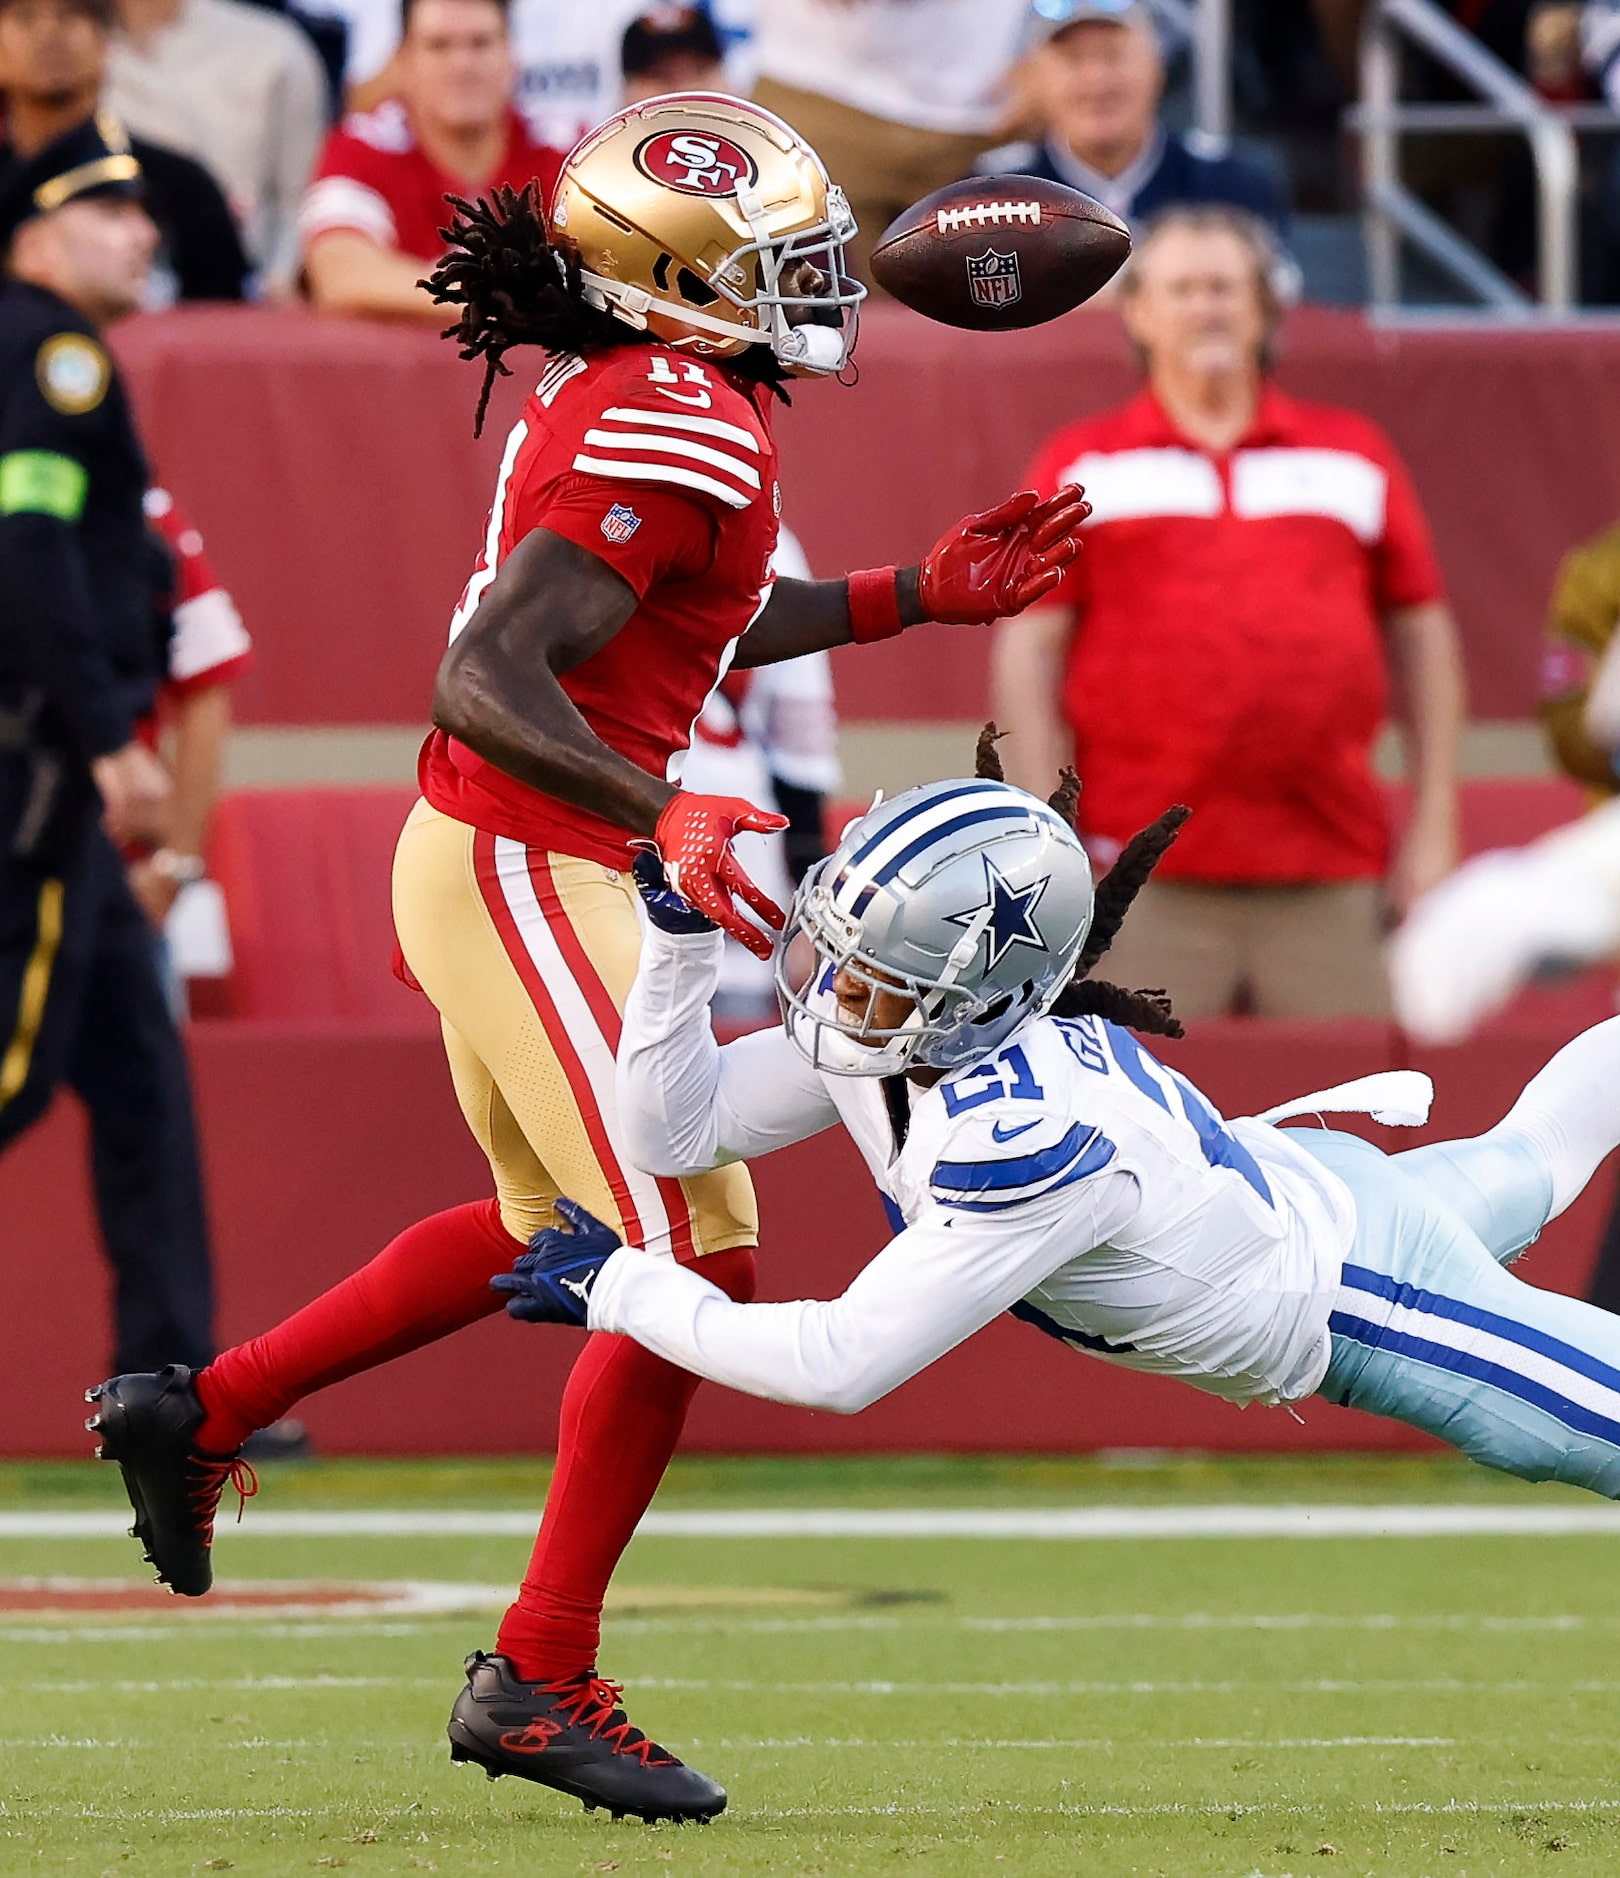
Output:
[1393, 506, 1620, 1047]
[300, 0, 563, 323]
[1586, 0, 1620, 98]
[1390, 801, 1620, 1041]
[679, 527, 839, 1013]
[1529, 503, 1620, 1316]
[1528, 0, 1586, 96]
[992, 206, 1465, 1018]
[751, 0, 1033, 284]
[0, 119, 212, 1377]
[1539, 516, 1620, 791]
[0, 0, 249, 300]
[104, 0, 328, 292]
[985, 1, 1287, 236]
[137, 486, 250, 982]
[330, 0, 660, 147]
[621, 4, 725, 105]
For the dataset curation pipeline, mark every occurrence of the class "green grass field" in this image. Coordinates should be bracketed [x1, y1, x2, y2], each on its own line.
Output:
[2, 1453, 1619, 1876]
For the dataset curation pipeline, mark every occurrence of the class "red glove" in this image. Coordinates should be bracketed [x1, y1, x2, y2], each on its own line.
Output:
[918, 484, 1090, 624]
[654, 792, 790, 961]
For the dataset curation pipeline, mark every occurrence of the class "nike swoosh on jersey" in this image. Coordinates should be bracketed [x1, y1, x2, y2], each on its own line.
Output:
[990, 1118, 1042, 1143]
[654, 383, 714, 408]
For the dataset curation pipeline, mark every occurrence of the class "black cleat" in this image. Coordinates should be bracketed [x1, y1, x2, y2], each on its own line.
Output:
[86, 1365, 257, 1598]
[446, 1652, 726, 1824]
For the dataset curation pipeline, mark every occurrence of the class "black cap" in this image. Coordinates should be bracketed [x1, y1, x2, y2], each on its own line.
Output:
[621, 5, 723, 81]
[0, 113, 143, 249]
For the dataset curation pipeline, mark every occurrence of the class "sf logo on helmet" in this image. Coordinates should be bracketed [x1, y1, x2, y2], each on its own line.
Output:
[635, 130, 759, 198]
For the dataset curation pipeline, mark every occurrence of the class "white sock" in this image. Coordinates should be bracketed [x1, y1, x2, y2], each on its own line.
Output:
[1496, 1016, 1620, 1218]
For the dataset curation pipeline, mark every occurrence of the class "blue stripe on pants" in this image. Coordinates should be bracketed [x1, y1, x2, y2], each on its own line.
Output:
[1288, 1128, 1620, 1498]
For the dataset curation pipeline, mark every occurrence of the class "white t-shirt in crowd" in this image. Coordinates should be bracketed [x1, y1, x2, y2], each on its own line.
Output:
[753, 0, 1033, 135]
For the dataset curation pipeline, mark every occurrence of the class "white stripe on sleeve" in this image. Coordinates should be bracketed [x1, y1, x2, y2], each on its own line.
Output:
[169, 589, 252, 684]
[571, 454, 754, 510]
[298, 175, 398, 249]
[581, 427, 762, 490]
[599, 406, 761, 452]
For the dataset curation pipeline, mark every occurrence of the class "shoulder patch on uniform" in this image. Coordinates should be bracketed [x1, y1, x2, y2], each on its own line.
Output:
[0, 449, 88, 520]
[36, 333, 110, 416]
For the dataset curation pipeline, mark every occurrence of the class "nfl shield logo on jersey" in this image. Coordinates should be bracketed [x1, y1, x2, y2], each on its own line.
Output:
[966, 248, 1022, 311]
[601, 503, 642, 544]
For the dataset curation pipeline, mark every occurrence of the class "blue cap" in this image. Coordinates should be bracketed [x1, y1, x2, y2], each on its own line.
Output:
[1030, 0, 1153, 41]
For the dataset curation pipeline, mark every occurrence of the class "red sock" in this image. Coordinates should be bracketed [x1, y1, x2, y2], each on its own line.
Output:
[195, 1200, 524, 1452]
[496, 1245, 757, 1683]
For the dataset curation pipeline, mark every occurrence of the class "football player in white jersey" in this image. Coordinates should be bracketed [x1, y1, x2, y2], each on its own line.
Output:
[494, 741, 1620, 1500]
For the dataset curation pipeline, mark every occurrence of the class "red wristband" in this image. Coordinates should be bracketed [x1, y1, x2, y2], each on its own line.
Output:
[847, 565, 905, 644]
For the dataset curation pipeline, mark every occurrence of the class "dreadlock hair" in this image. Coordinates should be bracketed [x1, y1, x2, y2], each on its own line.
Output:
[422, 185, 792, 437]
[972, 721, 1189, 1040]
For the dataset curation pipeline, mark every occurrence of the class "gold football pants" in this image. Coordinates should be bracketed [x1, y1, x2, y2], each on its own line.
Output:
[392, 798, 757, 1257]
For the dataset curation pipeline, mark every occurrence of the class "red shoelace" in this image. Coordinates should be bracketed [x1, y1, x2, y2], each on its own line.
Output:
[542, 1674, 675, 1766]
[186, 1454, 259, 1546]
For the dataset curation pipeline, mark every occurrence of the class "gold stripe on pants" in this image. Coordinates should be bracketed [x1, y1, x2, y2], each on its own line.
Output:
[0, 877, 63, 1108]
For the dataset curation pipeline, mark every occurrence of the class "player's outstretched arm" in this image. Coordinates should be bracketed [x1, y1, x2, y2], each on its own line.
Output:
[619, 859, 841, 1176]
[435, 529, 787, 956]
[585, 1171, 1129, 1413]
[434, 528, 675, 836]
[731, 486, 1088, 670]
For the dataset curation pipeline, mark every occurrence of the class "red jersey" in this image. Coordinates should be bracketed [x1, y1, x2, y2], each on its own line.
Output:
[144, 487, 252, 702]
[299, 102, 565, 263]
[420, 345, 782, 866]
[1026, 385, 1444, 884]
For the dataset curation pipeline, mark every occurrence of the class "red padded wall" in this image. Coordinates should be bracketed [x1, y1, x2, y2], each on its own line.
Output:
[0, 1021, 1609, 1458]
[112, 305, 1620, 729]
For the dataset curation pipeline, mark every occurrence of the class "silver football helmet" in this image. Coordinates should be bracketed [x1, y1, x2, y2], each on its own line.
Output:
[776, 779, 1095, 1076]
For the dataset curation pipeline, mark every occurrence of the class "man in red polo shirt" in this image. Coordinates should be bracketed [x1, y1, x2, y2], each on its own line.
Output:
[993, 203, 1466, 1018]
[299, 0, 563, 321]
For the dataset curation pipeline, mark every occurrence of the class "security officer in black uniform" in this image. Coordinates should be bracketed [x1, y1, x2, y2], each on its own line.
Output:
[0, 115, 214, 1374]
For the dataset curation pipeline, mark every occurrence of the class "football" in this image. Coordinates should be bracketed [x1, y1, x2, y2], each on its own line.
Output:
[868, 174, 1132, 331]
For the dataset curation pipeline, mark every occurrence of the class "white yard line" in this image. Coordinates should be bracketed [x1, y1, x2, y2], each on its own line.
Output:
[689, 1735, 1457, 1752]
[0, 1733, 1454, 1754]
[965, 1610, 1600, 1630]
[0, 1576, 510, 1617]
[10, 1677, 1617, 1703]
[6, 1503, 1620, 1540]
[761, 1797, 1620, 1821]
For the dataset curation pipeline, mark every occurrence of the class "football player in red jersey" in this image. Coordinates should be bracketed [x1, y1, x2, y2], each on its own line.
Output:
[90, 93, 1087, 1824]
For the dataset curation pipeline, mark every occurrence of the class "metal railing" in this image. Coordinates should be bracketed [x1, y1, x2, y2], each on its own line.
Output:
[1353, 0, 1581, 313]
[1153, 0, 1232, 150]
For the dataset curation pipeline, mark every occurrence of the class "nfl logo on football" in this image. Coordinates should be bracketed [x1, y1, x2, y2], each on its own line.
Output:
[966, 248, 1022, 311]
[600, 502, 642, 544]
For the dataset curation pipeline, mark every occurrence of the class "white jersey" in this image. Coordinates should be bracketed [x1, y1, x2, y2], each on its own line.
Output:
[754, 0, 1032, 136]
[593, 926, 1367, 1417]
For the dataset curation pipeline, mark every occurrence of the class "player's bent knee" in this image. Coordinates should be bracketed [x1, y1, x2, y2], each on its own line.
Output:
[693, 1245, 757, 1303]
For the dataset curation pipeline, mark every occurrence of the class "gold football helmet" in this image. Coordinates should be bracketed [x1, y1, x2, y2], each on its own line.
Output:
[551, 92, 865, 376]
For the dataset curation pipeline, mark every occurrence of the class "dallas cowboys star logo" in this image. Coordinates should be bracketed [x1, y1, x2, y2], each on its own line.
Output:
[944, 858, 1050, 971]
